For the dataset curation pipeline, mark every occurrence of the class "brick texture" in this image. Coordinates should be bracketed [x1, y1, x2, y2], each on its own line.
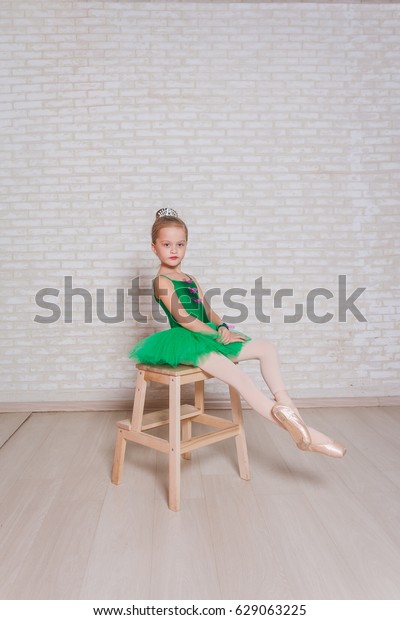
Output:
[1, 1, 399, 403]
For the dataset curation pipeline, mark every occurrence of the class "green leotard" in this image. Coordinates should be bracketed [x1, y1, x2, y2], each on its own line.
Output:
[128, 273, 252, 367]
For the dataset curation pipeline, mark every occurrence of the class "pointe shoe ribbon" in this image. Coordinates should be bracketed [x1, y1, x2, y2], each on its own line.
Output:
[271, 404, 311, 450]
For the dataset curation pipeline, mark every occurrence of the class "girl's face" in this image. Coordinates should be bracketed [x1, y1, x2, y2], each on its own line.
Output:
[152, 226, 187, 270]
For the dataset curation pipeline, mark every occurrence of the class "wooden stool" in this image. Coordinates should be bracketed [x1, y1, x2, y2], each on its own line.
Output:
[111, 362, 251, 511]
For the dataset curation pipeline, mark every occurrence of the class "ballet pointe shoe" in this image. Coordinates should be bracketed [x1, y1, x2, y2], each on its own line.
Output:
[303, 440, 347, 459]
[271, 404, 311, 450]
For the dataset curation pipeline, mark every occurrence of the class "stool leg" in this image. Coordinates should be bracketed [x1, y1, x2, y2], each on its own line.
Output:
[229, 385, 251, 481]
[111, 428, 127, 485]
[182, 379, 203, 461]
[194, 378, 205, 415]
[131, 370, 147, 431]
[181, 419, 192, 460]
[168, 375, 181, 511]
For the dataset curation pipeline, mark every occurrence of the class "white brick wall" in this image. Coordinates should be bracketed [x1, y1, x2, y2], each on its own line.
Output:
[1, 1, 399, 404]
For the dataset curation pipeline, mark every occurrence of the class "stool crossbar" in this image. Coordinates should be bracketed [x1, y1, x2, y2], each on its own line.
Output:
[111, 362, 250, 511]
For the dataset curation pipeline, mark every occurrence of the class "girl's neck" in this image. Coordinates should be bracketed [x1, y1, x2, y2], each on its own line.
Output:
[157, 268, 185, 277]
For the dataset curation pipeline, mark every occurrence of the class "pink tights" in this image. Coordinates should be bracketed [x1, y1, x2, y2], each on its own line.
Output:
[196, 338, 332, 445]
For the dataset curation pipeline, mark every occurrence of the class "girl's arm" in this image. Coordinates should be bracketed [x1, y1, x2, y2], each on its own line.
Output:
[154, 277, 216, 334]
[189, 275, 224, 327]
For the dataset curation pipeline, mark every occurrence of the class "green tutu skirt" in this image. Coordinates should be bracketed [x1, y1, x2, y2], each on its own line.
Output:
[128, 322, 252, 367]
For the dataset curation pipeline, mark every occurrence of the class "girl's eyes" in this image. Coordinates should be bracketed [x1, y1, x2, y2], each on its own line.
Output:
[164, 243, 185, 247]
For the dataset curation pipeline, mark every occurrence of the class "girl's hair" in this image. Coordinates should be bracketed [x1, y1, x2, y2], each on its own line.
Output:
[151, 210, 188, 245]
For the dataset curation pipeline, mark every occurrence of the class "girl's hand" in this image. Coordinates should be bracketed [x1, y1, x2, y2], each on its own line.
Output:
[216, 326, 248, 345]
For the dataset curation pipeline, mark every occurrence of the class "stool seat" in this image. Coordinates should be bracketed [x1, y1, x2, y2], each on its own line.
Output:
[111, 362, 250, 511]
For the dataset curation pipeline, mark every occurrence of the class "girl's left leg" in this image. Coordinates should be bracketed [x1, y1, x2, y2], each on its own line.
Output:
[230, 338, 334, 445]
[230, 338, 286, 396]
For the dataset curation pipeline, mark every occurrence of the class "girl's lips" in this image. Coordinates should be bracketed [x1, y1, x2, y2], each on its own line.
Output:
[170, 257, 178, 259]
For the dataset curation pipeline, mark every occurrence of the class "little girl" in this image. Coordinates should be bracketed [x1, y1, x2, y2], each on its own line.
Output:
[129, 207, 346, 458]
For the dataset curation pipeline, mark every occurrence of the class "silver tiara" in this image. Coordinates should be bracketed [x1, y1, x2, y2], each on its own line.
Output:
[156, 207, 178, 219]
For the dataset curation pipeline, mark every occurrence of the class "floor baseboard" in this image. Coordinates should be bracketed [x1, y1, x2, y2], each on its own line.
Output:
[0, 396, 399, 414]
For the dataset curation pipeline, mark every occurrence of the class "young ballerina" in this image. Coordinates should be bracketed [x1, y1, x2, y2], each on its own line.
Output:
[129, 207, 346, 458]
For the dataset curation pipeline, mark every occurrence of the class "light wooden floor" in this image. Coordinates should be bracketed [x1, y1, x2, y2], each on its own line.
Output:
[0, 405, 399, 600]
